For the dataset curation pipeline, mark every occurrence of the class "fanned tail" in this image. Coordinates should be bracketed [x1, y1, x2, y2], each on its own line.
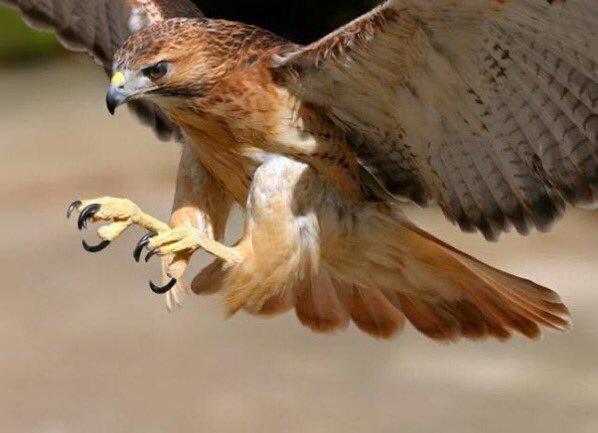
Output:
[395, 222, 572, 341]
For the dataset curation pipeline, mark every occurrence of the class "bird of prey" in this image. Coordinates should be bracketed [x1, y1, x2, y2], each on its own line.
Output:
[3, 0, 596, 341]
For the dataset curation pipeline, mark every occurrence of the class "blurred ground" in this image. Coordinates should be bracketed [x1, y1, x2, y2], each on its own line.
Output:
[0, 59, 597, 433]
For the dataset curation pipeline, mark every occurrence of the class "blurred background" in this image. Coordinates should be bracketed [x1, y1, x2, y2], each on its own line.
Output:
[0, 2, 597, 433]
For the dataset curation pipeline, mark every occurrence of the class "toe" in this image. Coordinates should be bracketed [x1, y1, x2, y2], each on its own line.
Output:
[79, 197, 140, 221]
[157, 237, 199, 255]
[98, 221, 132, 242]
[148, 228, 186, 250]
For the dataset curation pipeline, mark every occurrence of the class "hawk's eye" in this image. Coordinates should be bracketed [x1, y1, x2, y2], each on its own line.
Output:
[143, 61, 169, 80]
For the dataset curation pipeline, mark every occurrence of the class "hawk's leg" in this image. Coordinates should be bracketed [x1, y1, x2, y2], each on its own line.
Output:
[196, 156, 322, 316]
[69, 197, 240, 284]
[68, 145, 238, 300]
[157, 144, 236, 305]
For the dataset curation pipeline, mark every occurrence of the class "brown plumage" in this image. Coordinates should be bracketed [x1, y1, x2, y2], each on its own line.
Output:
[4, 0, 596, 341]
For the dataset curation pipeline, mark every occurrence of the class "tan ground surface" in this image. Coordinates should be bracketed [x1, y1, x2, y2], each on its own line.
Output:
[0, 60, 597, 433]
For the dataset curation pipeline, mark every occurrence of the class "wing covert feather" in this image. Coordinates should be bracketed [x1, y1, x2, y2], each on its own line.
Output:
[275, 0, 598, 239]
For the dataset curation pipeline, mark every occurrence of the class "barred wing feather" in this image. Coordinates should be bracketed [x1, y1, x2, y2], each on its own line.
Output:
[275, 0, 598, 240]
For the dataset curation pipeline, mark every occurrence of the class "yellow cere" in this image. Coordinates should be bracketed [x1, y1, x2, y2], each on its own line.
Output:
[111, 72, 126, 87]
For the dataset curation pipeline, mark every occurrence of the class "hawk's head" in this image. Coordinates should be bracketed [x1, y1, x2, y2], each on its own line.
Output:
[106, 18, 230, 114]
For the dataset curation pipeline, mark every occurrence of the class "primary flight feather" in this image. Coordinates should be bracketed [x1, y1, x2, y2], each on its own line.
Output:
[2, 0, 595, 340]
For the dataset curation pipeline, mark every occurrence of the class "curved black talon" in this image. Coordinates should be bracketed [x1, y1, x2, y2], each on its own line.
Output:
[145, 248, 161, 263]
[149, 278, 177, 294]
[67, 200, 82, 219]
[77, 204, 101, 230]
[82, 239, 111, 253]
[134, 232, 157, 263]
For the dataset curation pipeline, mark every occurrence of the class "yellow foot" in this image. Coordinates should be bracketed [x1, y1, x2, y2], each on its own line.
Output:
[134, 226, 242, 306]
[145, 227, 242, 264]
[67, 197, 241, 296]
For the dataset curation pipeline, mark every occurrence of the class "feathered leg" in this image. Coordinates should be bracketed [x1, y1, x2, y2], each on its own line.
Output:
[203, 156, 320, 317]
[191, 157, 406, 337]
[161, 144, 234, 308]
[192, 156, 352, 333]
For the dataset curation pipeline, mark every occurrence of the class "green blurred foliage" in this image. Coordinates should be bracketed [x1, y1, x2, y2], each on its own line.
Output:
[0, 7, 60, 62]
[0, 1, 379, 64]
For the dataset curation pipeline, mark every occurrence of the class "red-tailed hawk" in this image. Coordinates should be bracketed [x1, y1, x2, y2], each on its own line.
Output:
[3, 0, 597, 341]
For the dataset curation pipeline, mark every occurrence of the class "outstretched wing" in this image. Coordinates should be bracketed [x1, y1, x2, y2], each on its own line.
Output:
[0, 0, 204, 141]
[275, 0, 598, 240]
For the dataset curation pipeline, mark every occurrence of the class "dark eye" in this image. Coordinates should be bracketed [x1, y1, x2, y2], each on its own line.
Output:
[143, 61, 169, 80]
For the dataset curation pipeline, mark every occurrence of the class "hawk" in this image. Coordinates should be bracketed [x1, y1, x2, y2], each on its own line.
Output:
[3, 0, 597, 341]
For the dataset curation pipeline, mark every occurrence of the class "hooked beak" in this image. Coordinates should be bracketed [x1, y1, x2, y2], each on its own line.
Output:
[106, 85, 129, 115]
[106, 71, 130, 115]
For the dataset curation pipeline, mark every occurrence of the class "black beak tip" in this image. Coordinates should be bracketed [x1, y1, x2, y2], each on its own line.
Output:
[106, 96, 116, 116]
[106, 86, 127, 115]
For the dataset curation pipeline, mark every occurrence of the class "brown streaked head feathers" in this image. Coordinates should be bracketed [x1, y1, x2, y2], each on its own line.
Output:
[114, 17, 295, 74]
[115, 18, 208, 71]
[113, 18, 296, 99]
